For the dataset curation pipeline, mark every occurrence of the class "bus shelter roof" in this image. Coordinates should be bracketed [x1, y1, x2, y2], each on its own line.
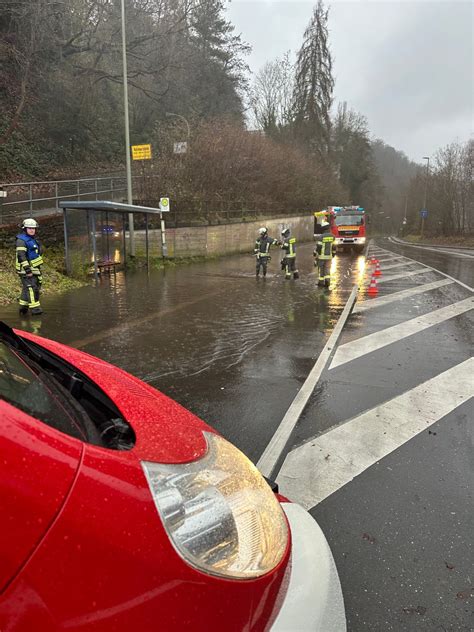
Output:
[59, 200, 161, 214]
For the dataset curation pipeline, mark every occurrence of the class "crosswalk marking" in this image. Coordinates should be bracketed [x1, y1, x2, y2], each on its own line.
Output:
[330, 297, 473, 370]
[372, 256, 406, 263]
[375, 268, 431, 284]
[277, 358, 474, 509]
[353, 279, 454, 313]
[377, 261, 417, 271]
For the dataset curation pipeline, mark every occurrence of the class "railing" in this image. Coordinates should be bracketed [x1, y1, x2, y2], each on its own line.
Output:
[0, 175, 314, 229]
[0, 174, 140, 226]
[135, 199, 314, 228]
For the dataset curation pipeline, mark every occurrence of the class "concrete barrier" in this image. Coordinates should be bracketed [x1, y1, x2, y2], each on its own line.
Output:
[134, 215, 313, 258]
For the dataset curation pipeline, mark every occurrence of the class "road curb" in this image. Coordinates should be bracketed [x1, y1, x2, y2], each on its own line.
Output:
[391, 236, 474, 253]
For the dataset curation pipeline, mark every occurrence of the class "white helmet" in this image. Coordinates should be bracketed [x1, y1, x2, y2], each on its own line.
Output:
[22, 218, 39, 229]
[258, 227, 267, 235]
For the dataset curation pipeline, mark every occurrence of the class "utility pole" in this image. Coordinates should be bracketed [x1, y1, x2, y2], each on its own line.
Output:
[121, 0, 135, 256]
[421, 156, 430, 240]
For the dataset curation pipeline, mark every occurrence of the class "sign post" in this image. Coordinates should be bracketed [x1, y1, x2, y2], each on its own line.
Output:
[420, 208, 428, 240]
[159, 197, 170, 258]
[0, 188, 6, 225]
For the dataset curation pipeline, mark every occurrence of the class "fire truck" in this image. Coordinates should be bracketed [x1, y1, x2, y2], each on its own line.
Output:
[314, 206, 367, 253]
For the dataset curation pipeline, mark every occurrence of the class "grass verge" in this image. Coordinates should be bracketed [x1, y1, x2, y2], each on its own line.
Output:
[0, 247, 86, 305]
[402, 234, 474, 248]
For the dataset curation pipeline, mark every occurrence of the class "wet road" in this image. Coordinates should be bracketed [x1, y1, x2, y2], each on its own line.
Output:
[277, 240, 473, 631]
[0, 242, 364, 462]
[2, 238, 472, 631]
[387, 237, 474, 289]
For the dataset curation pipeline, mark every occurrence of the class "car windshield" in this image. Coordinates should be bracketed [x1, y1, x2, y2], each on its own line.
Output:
[335, 215, 364, 226]
[0, 341, 87, 441]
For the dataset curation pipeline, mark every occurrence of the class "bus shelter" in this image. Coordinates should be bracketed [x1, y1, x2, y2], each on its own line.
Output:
[59, 200, 163, 278]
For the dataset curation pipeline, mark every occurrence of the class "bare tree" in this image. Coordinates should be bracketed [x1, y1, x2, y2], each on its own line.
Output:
[250, 52, 293, 134]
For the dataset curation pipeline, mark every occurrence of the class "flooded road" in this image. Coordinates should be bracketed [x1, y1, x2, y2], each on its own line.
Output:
[0, 242, 364, 461]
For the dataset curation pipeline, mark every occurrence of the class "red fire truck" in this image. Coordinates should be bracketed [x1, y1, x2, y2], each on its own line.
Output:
[314, 206, 367, 253]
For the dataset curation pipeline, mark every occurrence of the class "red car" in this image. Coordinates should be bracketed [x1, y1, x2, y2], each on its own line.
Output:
[0, 322, 345, 631]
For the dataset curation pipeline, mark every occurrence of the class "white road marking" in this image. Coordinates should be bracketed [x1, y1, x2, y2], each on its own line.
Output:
[377, 261, 417, 271]
[387, 238, 474, 292]
[277, 358, 474, 509]
[257, 286, 360, 478]
[353, 279, 454, 313]
[390, 237, 474, 259]
[371, 256, 407, 263]
[375, 268, 431, 284]
[330, 297, 473, 370]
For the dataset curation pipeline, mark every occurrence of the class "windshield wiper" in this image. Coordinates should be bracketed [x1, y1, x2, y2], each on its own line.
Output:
[0, 321, 43, 363]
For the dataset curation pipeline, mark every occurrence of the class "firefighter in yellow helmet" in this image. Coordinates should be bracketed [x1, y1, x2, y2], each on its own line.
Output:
[254, 226, 279, 278]
[314, 219, 336, 287]
[16, 218, 43, 315]
[280, 228, 299, 280]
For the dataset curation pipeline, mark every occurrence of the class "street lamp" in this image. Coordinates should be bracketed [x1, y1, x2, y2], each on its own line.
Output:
[121, 0, 135, 255]
[421, 156, 430, 240]
[166, 112, 191, 141]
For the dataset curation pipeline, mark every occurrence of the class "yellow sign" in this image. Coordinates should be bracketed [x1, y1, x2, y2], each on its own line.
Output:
[131, 144, 152, 160]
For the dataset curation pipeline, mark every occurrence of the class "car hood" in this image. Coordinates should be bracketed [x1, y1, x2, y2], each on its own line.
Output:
[17, 331, 211, 464]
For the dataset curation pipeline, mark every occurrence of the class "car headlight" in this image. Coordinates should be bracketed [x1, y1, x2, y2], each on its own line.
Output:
[358, 237, 366, 243]
[142, 432, 289, 579]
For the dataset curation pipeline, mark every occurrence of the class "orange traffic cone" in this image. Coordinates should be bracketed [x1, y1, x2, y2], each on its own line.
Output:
[367, 274, 379, 295]
[370, 257, 377, 265]
[374, 261, 382, 276]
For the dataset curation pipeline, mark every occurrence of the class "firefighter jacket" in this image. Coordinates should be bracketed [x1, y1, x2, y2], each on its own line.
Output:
[15, 232, 43, 275]
[315, 233, 336, 260]
[254, 235, 278, 257]
[281, 237, 296, 258]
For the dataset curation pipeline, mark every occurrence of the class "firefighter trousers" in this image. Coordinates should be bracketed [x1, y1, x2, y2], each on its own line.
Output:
[256, 255, 270, 276]
[19, 275, 41, 311]
[282, 257, 299, 279]
[317, 259, 331, 286]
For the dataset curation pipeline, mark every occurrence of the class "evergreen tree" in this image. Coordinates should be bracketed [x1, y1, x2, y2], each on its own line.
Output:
[292, 0, 334, 156]
[189, 0, 249, 120]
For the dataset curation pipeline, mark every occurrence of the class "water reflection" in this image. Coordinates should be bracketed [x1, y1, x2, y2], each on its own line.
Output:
[0, 244, 363, 382]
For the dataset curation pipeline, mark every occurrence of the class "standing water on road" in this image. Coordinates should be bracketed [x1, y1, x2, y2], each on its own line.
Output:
[0, 243, 364, 461]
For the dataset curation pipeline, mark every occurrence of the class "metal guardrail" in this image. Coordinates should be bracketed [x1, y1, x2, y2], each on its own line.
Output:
[0, 175, 314, 229]
[0, 175, 139, 226]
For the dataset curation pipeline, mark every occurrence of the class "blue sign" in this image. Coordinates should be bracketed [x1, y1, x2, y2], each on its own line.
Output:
[420, 209, 428, 219]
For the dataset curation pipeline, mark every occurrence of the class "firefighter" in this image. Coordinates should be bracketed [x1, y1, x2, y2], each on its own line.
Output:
[280, 228, 299, 280]
[314, 220, 336, 287]
[16, 218, 43, 315]
[254, 227, 279, 278]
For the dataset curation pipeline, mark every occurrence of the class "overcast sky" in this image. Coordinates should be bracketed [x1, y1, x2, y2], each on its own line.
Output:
[227, 0, 473, 163]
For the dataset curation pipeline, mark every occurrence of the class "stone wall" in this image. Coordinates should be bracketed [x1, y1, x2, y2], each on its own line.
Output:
[137, 215, 313, 258]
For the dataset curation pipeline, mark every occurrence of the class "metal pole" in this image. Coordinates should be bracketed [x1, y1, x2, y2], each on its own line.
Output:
[145, 213, 149, 269]
[160, 212, 167, 259]
[121, 0, 135, 256]
[422, 156, 430, 240]
[63, 209, 70, 275]
[91, 211, 98, 280]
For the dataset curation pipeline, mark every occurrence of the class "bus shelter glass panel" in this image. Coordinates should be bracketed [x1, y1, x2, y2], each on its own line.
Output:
[64, 208, 91, 278]
[94, 211, 125, 266]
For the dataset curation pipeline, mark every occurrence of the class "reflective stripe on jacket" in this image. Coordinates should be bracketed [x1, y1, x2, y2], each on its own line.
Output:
[15, 233, 43, 274]
[254, 236, 278, 256]
[281, 237, 296, 258]
[316, 235, 336, 260]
